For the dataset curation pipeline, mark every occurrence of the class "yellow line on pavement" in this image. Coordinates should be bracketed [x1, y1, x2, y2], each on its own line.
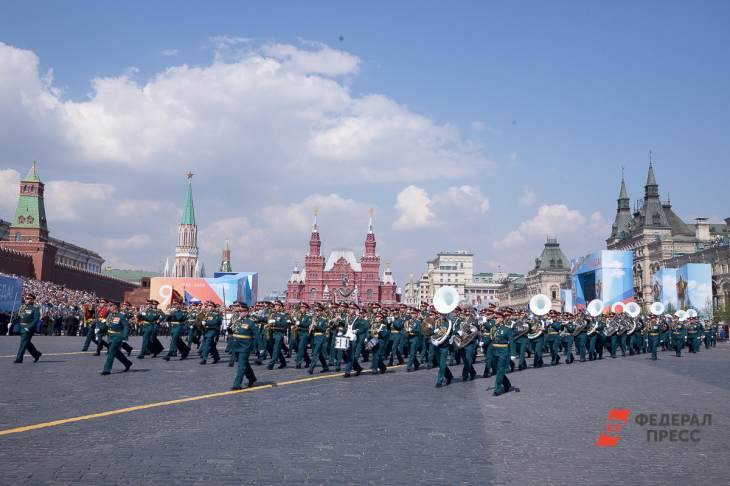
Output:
[0, 364, 408, 437]
[1, 351, 94, 358]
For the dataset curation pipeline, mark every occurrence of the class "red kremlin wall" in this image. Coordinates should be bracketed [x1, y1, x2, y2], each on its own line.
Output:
[0, 243, 137, 301]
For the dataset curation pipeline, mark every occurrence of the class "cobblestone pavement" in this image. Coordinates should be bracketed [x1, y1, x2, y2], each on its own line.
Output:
[0, 336, 728, 485]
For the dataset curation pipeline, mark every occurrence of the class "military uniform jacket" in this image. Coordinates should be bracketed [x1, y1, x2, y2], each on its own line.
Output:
[138, 309, 162, 329]
[297, 314, 311, 331]
[230, 316, 256, 351]
[354, 316, 369, 337]
[481, 320, 493, 344]
[310, 315, 327, 336]
[391, 317, 405, 334]
[407, 318, 422, 337]
[202, 312, 223, 331]
[167, 308, 188, 328]
[547, 320, 562, 335]
[672, 323, 687, 338]
[268, 311, 289, 332]
[647, 321, 662, 335]
[492, 324, 513, 346]
[564, 321, 576, 335]
[106, 312, 130, 340]
[18, 304, 40, 332]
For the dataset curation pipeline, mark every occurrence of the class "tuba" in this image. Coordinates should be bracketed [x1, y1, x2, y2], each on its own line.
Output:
[433, 286, 460, 315]
[572, 315, 587, 336]
[529, 294, 552, 316]
[512, 319, 530, 339]
[453, 311, 479, 349]
[604, 317, 619, 337]
[586, 317, 599, 336]
[587, 299, 604, 318]
[421, 316, 434, 337]
[650, 301, 665, 316]
[527, 318, 545, 340]
[624, 302, 641, 318]
[431, 316, 453, 346]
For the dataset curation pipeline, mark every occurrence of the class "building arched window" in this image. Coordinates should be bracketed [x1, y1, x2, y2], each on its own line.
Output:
[367, 288, 373, 301]
[652, 213, 661, 226]
[18, 216, 25, 223]
[551, 285, 559, 300]
[26, 216, 33, 224]
[310, 288, 316, 301]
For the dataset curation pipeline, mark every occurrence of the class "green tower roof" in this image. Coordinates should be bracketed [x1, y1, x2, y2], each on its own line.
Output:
[181, 178, 196, 225]
[23, 161, 40, 182]
[13, 162, 48, 234]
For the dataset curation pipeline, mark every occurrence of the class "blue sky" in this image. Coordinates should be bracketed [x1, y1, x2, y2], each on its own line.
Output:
[1, 1, 728, 292]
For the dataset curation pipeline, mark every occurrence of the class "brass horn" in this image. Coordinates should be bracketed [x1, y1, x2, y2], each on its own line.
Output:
[529, 294, 552, 316]
[587, 299, 604, 317]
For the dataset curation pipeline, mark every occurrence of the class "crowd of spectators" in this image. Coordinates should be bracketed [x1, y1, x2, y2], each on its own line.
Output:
[1, 273, 96, 336]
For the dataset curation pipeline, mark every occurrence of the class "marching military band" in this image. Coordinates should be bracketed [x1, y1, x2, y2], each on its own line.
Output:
[11, 293, 722, 396]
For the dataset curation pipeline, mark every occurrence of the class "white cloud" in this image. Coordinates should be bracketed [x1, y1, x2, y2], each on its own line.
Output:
[392, 184, 489, 231]
[45, 180, 115, 222]
[432, 185, 489, 218]
[0, 40, 490, 184]
[494, 204, 586, 249]
[392, 186, 436, 230]
[492, 204, 612, 272]
[0, 169, 20, 216]
[160, 49, 178, 57]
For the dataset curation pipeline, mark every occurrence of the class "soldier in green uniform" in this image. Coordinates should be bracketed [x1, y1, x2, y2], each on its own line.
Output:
[459, 312, 478, 381]
[266, 300, 289, 370]
[294, 302, 312, 369]
[448, 308, 463, 366]
[13, 293, 42, 363]
[418, 302, 430, 364]
[660, 316, 671, 351]
[308, 303, 330, 374]
[562, 314, 576, 364]
[81, 300, 102, 352]
[353, 305, 369, 372]
[433, 314, 453, 388]
[490, 311, 518, 396]
[529, 314, 546, 368]
[229, 302, 258, 389]
[587, 316, 600, 361]
[405, 307, 421, 372]
[101, 302, 133, 375]
[136, 300, 163, 359]
[163, 300, 190, 361]
[481, 310, 495, 378]
[93, 305, 110, 356]
[708, 319, 718, 347]
[330, 305, 348, 372]
[646, 315, 662, 360]
[670, 317, 687, 357]
[686, 317, 701, 353]
[369, 312, 389, 375]
[575, 314, 589, 363]
[199, 301, 222, 364]
[186, 302, 202, 351]
[386, 306, 405, 366]
[513, 311, 529, 370]
[546, 313, 562, 365]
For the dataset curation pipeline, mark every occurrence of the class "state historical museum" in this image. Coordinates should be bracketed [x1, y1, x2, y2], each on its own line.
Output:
[286, 210, 397, 306]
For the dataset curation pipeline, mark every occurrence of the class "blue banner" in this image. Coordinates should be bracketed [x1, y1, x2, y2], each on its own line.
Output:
[0, 275, 22, 313]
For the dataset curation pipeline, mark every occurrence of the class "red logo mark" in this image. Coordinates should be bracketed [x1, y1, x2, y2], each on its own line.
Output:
[596, 408, 631, 447]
